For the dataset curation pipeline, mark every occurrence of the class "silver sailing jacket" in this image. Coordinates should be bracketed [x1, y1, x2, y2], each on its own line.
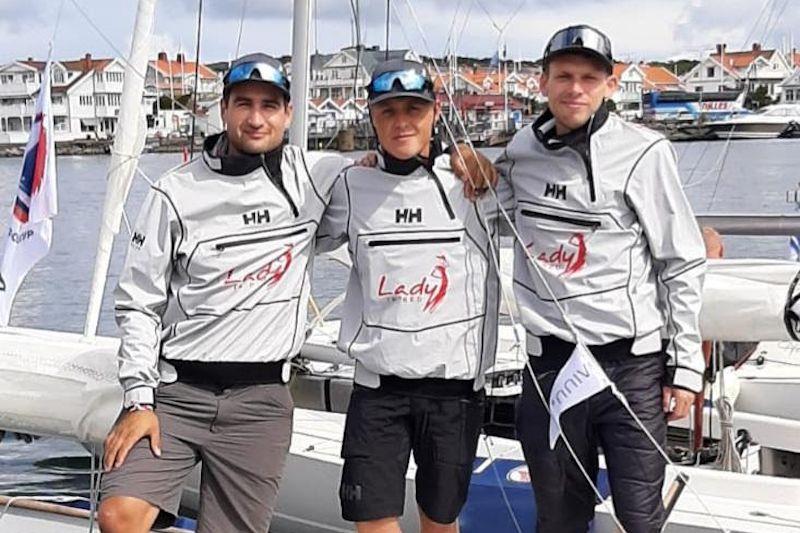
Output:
[317, 153, 508, 390]
[497, 109, 706, 393]
[115, 135, 347, 406]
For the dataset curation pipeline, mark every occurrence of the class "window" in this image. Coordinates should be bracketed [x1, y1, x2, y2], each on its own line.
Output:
[54, 116, 68, 131]
[23, 116, 32, 131]
[22, 73, 34, 83]
[108, 94, 121, 106]
[0, 74, 13, 84]
[79, 95, 93, 106]
[95, 94, 106, 106]
[53, 95, 64, 105]
[53, 70, 64, 84]
[706, 67, 715, 78]
[695, 86, 703, 92]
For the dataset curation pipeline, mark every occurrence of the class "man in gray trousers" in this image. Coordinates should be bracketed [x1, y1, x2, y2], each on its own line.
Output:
[98, 54, 348, 533]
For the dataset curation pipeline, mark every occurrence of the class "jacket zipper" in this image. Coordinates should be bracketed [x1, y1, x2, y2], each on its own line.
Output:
[215, 227, 308, 251]
[368, 236, 461, 247]
[261, 155, 300, 218]
[427, 171, 456, 220]
[520, 209, 600, 229]
[583, 113, 597, 202]
[581, 151, 597, 203]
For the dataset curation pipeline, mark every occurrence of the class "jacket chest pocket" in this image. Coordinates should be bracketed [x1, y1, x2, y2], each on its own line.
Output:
[182, 224, 313, 316]
[518, 208, 602, 278]
[517, 206, 632, 291]
[355, 229, 481, 330]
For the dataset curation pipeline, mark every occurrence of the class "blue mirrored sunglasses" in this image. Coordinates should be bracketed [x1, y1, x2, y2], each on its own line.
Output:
[226, 62, 289, 93]
[369, 69, 430, 94]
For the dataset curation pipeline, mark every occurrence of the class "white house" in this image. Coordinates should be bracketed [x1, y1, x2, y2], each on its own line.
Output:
[612, 62, 683, 119]
[780, 69, 800, 104]
[682, 43, 793, 98]
[307, 46, 416, 101]
[0, 54, 151, 143]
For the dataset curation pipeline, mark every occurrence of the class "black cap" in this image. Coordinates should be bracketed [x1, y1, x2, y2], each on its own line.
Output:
[368, 59, 436, 105]
[543, 25, 613, 73]
[223, 53, 291, 100]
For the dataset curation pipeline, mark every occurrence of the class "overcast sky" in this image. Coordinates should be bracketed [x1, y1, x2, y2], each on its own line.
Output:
[0, 0, 797, 66]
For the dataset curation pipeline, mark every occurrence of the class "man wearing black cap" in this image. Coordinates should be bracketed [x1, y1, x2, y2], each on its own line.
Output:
[97, 53, 349, 533]
[317, 58, 510, 533]
[494, 25, 706, 532]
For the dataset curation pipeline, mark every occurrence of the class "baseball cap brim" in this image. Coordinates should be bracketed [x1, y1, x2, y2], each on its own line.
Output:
[369, 91, 436, 105]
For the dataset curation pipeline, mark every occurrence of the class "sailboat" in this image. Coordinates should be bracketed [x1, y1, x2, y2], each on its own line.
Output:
[2, 1, 800, 532]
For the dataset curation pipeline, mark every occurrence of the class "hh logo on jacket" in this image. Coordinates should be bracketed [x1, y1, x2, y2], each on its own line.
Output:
[376, 255, 449, 312]
[533, 233, 587, 276]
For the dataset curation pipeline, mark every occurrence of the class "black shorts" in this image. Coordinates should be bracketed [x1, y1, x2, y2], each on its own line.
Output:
[339, 377, 485, 524]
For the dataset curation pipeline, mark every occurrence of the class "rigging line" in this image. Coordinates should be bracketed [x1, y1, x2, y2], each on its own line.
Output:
[681, 141, 711, 188]
[704, 131, 735, 212]
[392, 3, 622, 530]
[234, 0, 248, 58]
[483, 434, 524, 533]
[741, 0, 774, 49]
[50, 0, 68, 47]
[454, 0, 475, 61]
[66, 0, 220, 135]
[396, 4, 731, 530]
[758, 0, 780, 47]
[349, 0, 363, 121]
[385, 0, 390, 59]
[441, 0, 465, 57]
[189, 0, 204, 160]
[761, 0, 791, 49]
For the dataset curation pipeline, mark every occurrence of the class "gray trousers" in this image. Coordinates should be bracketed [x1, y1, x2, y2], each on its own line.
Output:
[101, 380, 293, 533]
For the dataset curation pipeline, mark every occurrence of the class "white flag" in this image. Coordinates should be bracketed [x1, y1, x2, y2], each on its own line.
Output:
[0, 61, 57, 326]
[549, 343, 612, 449]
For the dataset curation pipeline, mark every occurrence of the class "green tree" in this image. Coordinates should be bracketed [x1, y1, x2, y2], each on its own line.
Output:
[745, 85, 773, 109]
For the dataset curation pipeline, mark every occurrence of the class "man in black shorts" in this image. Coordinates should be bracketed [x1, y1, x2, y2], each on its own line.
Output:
[317, 58, 510, 533]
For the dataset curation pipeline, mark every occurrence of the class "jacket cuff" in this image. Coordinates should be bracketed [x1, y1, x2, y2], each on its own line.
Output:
[123, 386, 155, 409]
[666, 366, 704, 394]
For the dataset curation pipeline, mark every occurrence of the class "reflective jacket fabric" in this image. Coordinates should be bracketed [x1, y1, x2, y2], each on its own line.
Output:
[317, 153, 510, 390]
[116, 134, 347, 406]
[497, 109, 706, 393]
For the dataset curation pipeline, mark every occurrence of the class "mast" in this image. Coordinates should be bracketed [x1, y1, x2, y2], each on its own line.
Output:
[84, 0, 157, 337]
[289, 0, 311, 148]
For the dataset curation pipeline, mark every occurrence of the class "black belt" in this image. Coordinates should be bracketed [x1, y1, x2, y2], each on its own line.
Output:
[377, 375, 475, 398]
[168, 359, 286, 389]
[529, 335, 649, 373]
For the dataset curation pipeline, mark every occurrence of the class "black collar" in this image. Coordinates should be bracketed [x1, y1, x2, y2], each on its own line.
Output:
[379, 141, 444, 176]
[203, 133, 284, 178]
[532, 103, 609, 152]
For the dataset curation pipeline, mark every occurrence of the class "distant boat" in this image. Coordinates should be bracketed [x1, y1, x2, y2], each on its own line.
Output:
[707, 104, 800, 140]
[642, 90, 747, 123]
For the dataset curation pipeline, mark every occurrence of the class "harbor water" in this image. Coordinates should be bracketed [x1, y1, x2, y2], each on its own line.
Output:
[0, 138, 799, 500]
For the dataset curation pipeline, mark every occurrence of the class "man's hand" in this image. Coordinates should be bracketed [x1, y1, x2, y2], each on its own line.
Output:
[662, 387, 696, 422]
[103, 410, 161, 471]
[356, 152, 378, 167]
[450, 143, 498, 201]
